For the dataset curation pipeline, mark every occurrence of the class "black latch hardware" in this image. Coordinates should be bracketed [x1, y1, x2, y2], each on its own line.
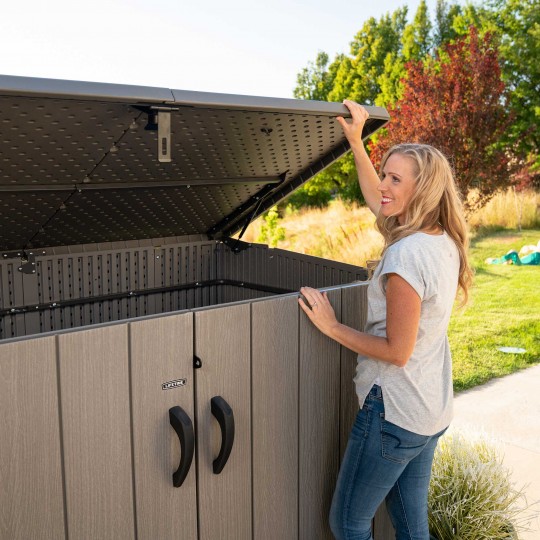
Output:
[194, 356, 202, 369]
[19, 252, 36, 274]
[220, 237, 252, 253]
[2, 250, 43, 274]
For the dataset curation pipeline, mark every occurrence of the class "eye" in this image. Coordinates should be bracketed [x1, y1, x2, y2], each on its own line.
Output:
[391, 176, 400, 183]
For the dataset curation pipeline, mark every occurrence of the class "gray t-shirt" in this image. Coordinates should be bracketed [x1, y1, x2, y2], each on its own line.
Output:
[354, 231, 459, 436]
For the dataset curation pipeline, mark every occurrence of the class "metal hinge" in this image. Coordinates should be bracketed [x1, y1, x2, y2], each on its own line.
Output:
[2, 250, 45, 274]
[220, 237, 252, 253]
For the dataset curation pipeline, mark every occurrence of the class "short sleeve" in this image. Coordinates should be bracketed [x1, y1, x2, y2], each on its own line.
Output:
[378, 241, 426, 300]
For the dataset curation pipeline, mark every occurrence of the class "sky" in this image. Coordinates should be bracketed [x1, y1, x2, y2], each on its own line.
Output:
[1, 0, 443, 99]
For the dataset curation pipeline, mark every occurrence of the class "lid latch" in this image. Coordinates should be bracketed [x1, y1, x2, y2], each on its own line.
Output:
[2, 251, 40, 274]
[157, 110, 172, 163]
[136, 105, 178, 163]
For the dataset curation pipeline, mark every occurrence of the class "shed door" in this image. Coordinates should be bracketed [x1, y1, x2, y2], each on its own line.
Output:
[129, 313, 197, 540]
[58, 315, 198, 540]
[0, 336, 65, 540]
[195, 304, 252, 540]
[58, 324, 136, 540]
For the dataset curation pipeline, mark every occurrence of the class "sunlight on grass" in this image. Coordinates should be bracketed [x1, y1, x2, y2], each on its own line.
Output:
[450, 229, 540, 392]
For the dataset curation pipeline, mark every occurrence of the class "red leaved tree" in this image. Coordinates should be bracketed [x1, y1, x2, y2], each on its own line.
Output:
[370, 26, 512, 212]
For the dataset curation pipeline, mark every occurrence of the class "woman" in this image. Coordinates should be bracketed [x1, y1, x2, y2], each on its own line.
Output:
[298, 100, 473, 540]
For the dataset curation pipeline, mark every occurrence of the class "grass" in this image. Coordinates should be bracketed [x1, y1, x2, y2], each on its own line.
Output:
[450, 228, 540, 392]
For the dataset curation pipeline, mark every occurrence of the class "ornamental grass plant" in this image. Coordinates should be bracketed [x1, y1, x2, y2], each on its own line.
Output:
[428, 432, 537, 539]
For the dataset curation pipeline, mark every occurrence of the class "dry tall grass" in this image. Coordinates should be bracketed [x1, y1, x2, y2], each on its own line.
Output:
[239, 190, 539, 265]
[468, 189, 540, 231]
[240, 199, 384, 266]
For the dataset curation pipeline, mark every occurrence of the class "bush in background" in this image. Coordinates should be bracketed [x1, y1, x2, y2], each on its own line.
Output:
[256, 207, 286, 247]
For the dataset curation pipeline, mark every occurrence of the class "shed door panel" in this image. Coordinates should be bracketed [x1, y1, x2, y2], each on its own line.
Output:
[195, 304, 251, 540]
[340, 283, 368, 459]
[299, 288, 342, 540]
[0, 336, 65, 540]
[58, 324, 135, 540]
[251, 295, 299, 540]
[129, 313, 197, 540]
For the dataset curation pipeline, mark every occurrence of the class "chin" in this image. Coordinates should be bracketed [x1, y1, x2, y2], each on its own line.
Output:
[381, 206, 397, 217]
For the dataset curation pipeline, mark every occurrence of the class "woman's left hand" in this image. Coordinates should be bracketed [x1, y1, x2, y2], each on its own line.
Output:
[298, 286, 340, 337]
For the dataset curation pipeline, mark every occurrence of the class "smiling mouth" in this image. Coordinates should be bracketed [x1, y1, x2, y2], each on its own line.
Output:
[381, 197, 392, 205]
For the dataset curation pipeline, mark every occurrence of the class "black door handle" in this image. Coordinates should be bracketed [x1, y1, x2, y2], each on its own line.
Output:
[169, 406, 195, 488]
[211, 396, 235, 474]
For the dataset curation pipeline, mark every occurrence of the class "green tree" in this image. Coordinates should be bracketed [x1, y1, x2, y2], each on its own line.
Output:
[294, 51, 333, 101]
[377, 0, 434, 107]
[451, 3, 497, 37]
[433, 0, 462, 48]
[402, 0, 433, 60]
[492, 0, 540, 170]
[291, 8, 409, 209]
[290, 52, 347, 208]
[328, 8, 408, 104]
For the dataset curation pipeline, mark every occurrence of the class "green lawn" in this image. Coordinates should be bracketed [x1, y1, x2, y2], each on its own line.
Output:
[450, 228, 540, 392]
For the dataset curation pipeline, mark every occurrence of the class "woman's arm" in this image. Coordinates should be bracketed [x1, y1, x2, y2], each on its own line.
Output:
[336, 100, 382, 216]
[299, 276, 421, 367]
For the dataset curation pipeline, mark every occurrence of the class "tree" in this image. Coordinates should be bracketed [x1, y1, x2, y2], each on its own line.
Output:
[433, 0, 462, 48]
[370, 26, 512, 212]
[328, 8, 408, 105]
[435, 0, 539, 176]
[377, 0, 434, 107]
[402, 0, 433, 61]
[291, 52, 349, 208]
[490, 0, 540, 170]
[294, 51, 334, 101]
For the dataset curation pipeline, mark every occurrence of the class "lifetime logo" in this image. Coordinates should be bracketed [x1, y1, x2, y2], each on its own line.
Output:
[161, 379, 187, 390]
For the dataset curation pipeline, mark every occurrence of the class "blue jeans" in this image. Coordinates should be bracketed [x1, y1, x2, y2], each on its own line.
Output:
[329, 385, 446, 540]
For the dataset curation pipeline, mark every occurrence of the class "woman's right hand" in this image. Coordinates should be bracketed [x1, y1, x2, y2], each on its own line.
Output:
[336, 100, 370, 150]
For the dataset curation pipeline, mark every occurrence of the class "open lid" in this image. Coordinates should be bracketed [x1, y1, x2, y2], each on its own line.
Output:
[0, 74, 389, 251]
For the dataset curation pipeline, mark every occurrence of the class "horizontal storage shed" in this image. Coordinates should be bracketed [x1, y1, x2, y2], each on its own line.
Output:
[0, 74, 394, 539]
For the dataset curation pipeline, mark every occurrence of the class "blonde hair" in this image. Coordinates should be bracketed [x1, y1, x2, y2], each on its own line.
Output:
[376, 143, 473, 304]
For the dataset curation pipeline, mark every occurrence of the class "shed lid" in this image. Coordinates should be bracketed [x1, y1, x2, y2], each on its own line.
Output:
[0, 74, 389, 251]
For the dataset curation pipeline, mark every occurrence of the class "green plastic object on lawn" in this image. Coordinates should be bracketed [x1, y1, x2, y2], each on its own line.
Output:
[486, 249, 540, 266]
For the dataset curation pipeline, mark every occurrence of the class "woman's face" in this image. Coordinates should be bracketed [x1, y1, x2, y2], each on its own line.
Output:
[377, 153, 417, 225]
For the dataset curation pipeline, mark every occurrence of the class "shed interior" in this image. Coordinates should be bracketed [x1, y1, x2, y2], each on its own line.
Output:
[0, 75, 389, 340]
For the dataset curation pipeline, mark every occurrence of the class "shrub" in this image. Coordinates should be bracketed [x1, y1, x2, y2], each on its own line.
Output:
[429, 432, 536, 539]
[257, 207, 286, 247]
